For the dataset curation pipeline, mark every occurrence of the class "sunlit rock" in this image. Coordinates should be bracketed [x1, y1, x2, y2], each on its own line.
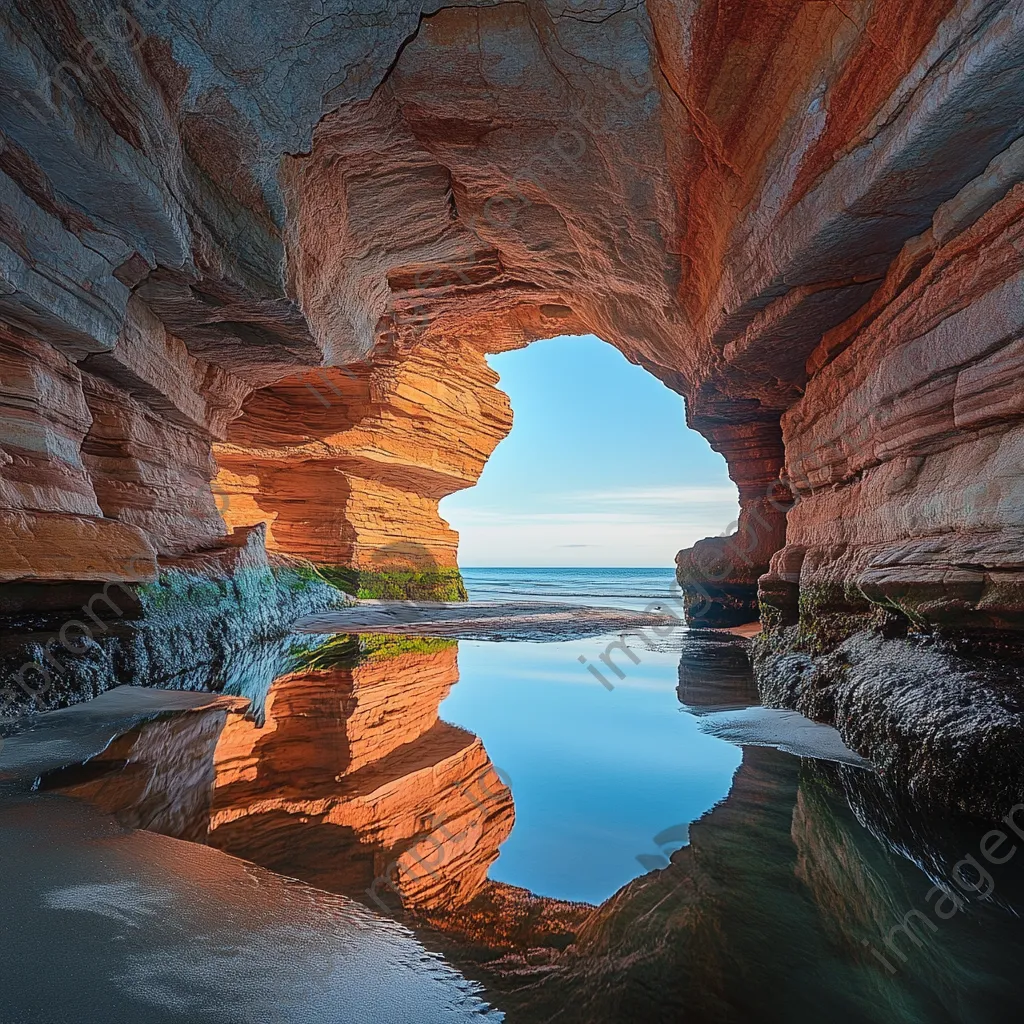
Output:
[2, 0, 1024, 797]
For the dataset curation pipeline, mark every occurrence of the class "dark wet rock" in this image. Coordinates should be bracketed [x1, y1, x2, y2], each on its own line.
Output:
[755, 629, 1024, 817]
[0, 529, 341, 717]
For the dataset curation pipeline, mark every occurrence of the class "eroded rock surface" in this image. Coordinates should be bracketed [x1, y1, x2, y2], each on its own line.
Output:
[3, 1, 1024, 791]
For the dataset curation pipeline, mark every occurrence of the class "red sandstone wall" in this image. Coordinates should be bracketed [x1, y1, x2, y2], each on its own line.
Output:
[212, 340, 512, 572]
[1, 0, 1022, 639]
[764, 176, 1024, 633]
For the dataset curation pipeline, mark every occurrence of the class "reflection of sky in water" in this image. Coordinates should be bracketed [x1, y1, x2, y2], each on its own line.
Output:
[439, 635, 743, 904]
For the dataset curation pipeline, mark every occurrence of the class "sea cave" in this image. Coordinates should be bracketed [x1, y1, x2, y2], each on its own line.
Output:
[3, 1, 1024, 1020]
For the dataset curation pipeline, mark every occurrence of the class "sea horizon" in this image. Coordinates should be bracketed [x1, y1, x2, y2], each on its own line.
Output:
[460, 566, 682, 612]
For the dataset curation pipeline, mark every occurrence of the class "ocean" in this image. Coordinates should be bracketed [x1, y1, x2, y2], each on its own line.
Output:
[461, 566, 682, 614]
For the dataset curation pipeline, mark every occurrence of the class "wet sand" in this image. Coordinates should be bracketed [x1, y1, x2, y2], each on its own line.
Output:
[0, 796, 500, 1024]
[295, 600, 681, 641]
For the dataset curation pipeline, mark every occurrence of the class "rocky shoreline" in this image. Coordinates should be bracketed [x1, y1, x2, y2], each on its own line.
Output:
[0, 526, 342, 718]
[754, 626, 1024, 818]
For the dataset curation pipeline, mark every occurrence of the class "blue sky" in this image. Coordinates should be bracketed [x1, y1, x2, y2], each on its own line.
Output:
[440, 335, 740, 567]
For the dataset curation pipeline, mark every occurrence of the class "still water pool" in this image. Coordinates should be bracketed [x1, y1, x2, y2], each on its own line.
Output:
[442, 634, 742, 904]
[3, 569, 1024, 1022]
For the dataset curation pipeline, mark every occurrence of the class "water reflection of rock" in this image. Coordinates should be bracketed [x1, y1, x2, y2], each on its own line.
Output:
[208, 637, 515, 913]
[34, 694, 247, 843]
[463, 635, 1024, 1022]
[676, 630, 761, 712]
[491, 744, 1024, 1024]
[483, 745, 1011, 1024]
[34, 633, 1024, 1022]
[0, 795, 503, 1023]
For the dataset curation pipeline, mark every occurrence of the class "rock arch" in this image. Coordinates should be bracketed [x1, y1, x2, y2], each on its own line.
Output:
[3, 0, 1024, 737]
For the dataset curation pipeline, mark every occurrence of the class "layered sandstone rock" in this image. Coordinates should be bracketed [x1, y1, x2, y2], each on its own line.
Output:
[4, 0, 1022, 603]
[0, 324, 159, 588]
[763, 176, 1024, 640]
[754, 168, 1024, 811]
[213, 339, 513, 597]
[3, 0, 1024, 791]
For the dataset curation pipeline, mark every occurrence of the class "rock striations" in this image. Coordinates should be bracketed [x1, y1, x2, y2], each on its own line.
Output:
[3, 0, 1024, 792]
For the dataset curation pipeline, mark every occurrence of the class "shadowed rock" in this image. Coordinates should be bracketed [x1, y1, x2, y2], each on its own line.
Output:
[3, 0, 1024, 806]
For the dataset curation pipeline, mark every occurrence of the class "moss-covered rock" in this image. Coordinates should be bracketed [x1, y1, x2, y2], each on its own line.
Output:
[0, 560, 342, 718]
[311, 565, 468, 602]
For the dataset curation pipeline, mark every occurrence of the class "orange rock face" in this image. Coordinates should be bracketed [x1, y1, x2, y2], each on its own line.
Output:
[2, 2, 1024, 644]
[213, 338, 512, 580]
[0, 324, 158, 584]
[0, 298, 247, 587]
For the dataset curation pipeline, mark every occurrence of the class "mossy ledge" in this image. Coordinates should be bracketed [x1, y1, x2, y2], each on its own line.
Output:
[752, 625, 1024, 817]
[0, 546, 343, 717]
[312, 565, 469, 602]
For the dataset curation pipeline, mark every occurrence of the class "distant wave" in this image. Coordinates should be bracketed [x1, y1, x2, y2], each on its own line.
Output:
[461, 568, 681, 609]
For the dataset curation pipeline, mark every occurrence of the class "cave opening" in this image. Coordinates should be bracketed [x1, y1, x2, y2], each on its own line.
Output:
[210, 329, 748, 604]
[7, 2, 1024, 1016]
[440, 333, 740, 573]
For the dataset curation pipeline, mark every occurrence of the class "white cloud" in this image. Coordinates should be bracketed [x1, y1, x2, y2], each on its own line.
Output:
[447, 503, 739, 567]
[442, 484, 740, 567]
[570, 485, 738, 505]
